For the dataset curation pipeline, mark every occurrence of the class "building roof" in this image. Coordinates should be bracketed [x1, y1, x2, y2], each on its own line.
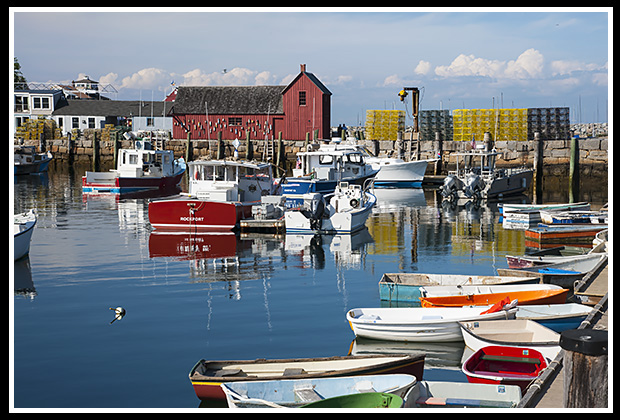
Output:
[282, 70, 332, 96]
[171, 85, 285, 115]
[52, 99, 173, 117]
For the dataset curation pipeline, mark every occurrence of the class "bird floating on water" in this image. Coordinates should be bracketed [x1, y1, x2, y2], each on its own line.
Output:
[109, 307, 126, 324]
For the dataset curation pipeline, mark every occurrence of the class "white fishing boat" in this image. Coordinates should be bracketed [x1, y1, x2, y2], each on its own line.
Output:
[220, 374, 417, 408]
[499, 202, 590, 215]
[285, 182, 376, 234]
[505, 249, 606, 269]
[346, 306, 518, 343]
[408, 381, 522, 408]
[439, 149, 533, 201]
[14, 209, 37, 260]
[82, 140, 186, 194]
[282, 142, 378, 208]
[458, 319, 561, 362]
[378, 272, 540, 303]
[367, 157, 435, 188]
[14, 145, 53, 175]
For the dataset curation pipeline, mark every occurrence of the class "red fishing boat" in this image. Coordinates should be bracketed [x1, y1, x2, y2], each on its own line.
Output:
[148, 159, 279, 232]
[462, 346, 547, 392]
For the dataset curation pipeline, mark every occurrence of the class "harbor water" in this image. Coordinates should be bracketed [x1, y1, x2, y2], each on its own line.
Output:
[12, 165, 607, 409]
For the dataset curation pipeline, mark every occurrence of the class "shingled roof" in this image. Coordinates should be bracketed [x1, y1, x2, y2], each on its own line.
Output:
[52, 99, 172, 117]
[172, 85, 285, 115]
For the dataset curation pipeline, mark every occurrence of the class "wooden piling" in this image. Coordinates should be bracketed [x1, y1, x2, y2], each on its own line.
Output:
[533, 132, 544, 204]
[569, 136, 579, 202]
[560, 328, 608, 407]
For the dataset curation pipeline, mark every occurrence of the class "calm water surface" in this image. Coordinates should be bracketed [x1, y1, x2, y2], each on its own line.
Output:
[12, 165, 606, 409]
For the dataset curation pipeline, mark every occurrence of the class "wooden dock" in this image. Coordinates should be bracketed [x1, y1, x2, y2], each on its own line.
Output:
[517, 256, 609, 408]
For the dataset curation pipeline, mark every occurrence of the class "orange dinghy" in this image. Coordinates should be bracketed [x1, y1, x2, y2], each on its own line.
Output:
[418, 284, 568, 308]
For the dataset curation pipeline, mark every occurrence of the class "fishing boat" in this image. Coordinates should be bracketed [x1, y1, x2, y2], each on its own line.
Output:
[148, 159, 279, 232]
[499, 201, 590, 215]
[418, 284, 568, 308]
[367, 157, 434, 188]
[524, 223, 608, 245]
[346, 305, 518, 343]
[284, 182, 376, 234]
[458, 319, 561, 362]
[378, 272, 540, 303]
[497, 253, 607, 288]
[301, 392, 403, 408]
[439, 149, 533, 201]
[189, 354, 426, 400]
[514, 303, 592, 333]
[408, 381, 522, 408]
[282, 142, 378, 208]
[539, 210, 608, 225]
[220, 374, 417, 408]
[82, 140, 186, 194]
[462, 346, 548, 392]
[14, 209, 37, 260]
[14, 145, 53, 175]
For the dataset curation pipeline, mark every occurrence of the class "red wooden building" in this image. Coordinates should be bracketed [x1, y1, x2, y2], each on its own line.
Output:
[170, 64, 331, 142]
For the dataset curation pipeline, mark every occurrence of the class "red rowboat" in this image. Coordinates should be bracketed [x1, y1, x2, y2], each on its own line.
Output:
[462, 346, 547, 392]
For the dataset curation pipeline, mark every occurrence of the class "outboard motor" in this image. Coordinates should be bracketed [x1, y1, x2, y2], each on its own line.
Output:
[302, 193, 326, 230]
[440, 175, 464, 200]
[463, 174, 486, 200]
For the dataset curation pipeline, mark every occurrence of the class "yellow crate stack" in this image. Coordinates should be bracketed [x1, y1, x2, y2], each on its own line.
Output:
[365, 110, 405, 141]
[452, 108, 528, 141]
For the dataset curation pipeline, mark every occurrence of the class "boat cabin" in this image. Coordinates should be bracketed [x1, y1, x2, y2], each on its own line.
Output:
[116, 140, 178, 178]
[188, 160, 276, 202]
[450, 149, 500, 178]
[292, 143, 375, 181]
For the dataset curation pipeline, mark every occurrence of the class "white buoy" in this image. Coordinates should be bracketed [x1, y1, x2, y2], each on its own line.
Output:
[109, 307, 126, 324]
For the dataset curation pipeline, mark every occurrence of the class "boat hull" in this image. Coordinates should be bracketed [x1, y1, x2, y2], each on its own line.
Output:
[525, 224, 608, 244]
[458, 319, 561, 362]
[148, 196, 254, 231]
[14, 156, 53, 175]
[221, 374, 417, 408]
[410, 381, 522, 408]
[515, 303, 591, 333]
[82, 170, 185, 194]
[14, 211, 37, 260]
[189, 354, 426, 400]
[462, 346, 547, 392]
[378, 273, 540, 303]
[347, 307, 518, 342]
[419, 286, 569, 308]
[372, 159, 430, 188]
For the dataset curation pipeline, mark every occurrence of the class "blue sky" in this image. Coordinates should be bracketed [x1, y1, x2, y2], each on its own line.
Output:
[11, 8, 611, 126]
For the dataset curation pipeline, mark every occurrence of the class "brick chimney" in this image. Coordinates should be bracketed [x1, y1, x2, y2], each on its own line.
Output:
[300, 64, 306, 72]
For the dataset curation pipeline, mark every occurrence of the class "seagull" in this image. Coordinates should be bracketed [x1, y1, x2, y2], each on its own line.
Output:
[109, 307, 126, 324]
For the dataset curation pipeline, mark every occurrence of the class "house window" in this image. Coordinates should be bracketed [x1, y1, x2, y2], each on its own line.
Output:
[15, 95, 29, 112]
[228, 117, 242, 126]
[147, 117, 155, 127]
[88, 117, 96, 129]
[32, 96, 50, 110]
[299, 91, 306, 106]
[72, 117, 79, 129]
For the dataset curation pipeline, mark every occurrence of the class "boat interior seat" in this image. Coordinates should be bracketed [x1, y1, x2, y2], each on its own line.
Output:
[283, 368, 307, 376]
[212, 368, 248, 377]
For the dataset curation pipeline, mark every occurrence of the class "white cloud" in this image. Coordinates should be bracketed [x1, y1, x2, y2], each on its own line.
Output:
[381, 74, 402, 86]
[504, 48, 544, 79]
[550, 59, 605, 76]
[120, 68, 171, 90]
[414, 60, 432, 75]
[434, 48, 544, 80]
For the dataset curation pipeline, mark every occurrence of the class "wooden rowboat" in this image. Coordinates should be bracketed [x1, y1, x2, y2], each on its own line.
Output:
[378, 272, 539, 303]
[497, 253, 607, 288]
[189, 354, 425, 400]
[418, 284, 568, 308]
[462, 346, 548, 392]
[458, 319, 561, 362]
[346, 306, 518, 343]
[220, 374, 417, 408]
[525, 224, 608, 244]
